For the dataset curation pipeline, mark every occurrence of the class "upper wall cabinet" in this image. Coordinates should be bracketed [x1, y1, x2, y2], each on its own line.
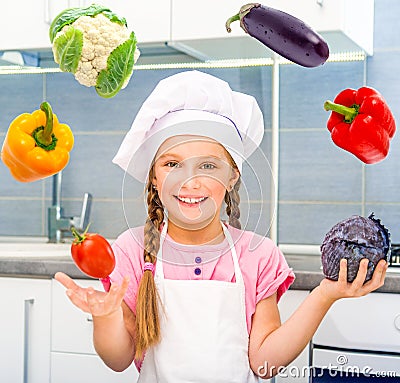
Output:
[1, 0, 373, 61]
[171, 0, 245, 40]
[0, 0, 171, 51]
[265, 0, 374, 55]
[1, 0, 71, 50]
[170, 0, 374, 60]
[96, 0, 170, 43]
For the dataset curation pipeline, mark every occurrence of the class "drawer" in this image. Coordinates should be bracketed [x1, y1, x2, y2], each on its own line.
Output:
[51, 352, 139, 383]
[313, 348, 400, 376]
[313, 292, 400, 353]
[52, 279, 102, 354]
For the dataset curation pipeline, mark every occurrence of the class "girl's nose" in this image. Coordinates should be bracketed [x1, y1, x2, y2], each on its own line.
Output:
[181, 175, 201, 189]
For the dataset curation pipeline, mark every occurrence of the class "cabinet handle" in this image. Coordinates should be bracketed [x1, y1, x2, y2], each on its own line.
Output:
[23, 299, 35, 383]
[43, 0, 51, 25]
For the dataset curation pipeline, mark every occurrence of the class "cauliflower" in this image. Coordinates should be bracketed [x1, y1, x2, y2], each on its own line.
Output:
[49, 4, 140, 98]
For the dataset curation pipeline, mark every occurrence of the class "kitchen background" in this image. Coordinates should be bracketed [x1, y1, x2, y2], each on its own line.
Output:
[0, 0, 399, 246]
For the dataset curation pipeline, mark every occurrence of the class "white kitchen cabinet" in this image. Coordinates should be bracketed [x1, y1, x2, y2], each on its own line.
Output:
[1, 0, 170, 51]
[313, 292, 400, 353]
[170, 0, 270, 61]
[171, 0, 244, 40]
[275, 290, 310, 383]
[79, 0, 171, 43]
[170, 0, 374, 60]
[265, 0, 374, 55]
[0, 0, 75, 50]
[0, 277, 51, 383]
[51, 278, 139, 383]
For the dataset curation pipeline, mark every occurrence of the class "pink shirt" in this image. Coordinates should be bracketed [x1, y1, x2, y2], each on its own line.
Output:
[101, 223, 295, 336]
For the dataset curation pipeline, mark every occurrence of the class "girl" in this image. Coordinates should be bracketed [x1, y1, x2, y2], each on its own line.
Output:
[55, 71, 387, 382]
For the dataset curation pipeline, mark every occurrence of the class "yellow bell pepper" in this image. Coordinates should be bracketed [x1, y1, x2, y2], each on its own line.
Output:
[1, 102, 74, 182]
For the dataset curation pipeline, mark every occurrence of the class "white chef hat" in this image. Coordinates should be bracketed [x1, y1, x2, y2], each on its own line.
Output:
[113, 70, 264, 183]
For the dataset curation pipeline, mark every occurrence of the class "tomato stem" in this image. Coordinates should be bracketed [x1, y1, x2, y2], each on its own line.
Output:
[71, 223, 91, 244]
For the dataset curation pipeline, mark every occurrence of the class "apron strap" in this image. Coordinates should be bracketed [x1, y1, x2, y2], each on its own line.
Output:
[221, 223, 243, 284]
[156, 222, 168, 279]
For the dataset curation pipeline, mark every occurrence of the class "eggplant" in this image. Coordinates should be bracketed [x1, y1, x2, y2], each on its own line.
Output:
[226, 3, 329, 67]
[320, 214, 391, 283]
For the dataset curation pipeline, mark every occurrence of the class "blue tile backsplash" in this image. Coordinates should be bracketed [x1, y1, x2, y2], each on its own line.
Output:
[1, 0, 399, 244]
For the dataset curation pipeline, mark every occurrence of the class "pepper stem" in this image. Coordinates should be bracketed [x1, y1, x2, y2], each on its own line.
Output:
[32, 102, 58, 151]
[324, 100, 359, 123]
[36, 102, 54, 146]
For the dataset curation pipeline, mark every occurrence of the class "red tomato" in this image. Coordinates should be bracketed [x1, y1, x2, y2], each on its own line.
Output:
[71, 228, 115, 278]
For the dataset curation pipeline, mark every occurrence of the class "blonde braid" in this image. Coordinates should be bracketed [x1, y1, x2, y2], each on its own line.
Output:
[225, 176, 241, 229]
[135, 170, 164, 359]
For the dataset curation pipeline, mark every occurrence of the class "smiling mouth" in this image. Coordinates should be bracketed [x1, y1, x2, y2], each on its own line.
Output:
[174, 196, 208, 205]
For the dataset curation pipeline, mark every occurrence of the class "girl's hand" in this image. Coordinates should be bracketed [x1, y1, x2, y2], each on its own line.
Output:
[317, 258, 388, 303]
[54, 272, 130, 319]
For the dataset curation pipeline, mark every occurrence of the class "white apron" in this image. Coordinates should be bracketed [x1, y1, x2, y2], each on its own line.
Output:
[138, 222, 259, 383]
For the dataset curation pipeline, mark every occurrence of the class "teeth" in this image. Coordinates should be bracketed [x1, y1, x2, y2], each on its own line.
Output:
[177, 196, 206, 204]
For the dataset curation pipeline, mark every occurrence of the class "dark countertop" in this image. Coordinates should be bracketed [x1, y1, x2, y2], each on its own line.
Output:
[0, 254, 399, 293]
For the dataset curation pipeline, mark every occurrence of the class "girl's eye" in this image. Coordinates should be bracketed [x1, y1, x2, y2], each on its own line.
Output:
[165, 161, 180, 168]
[201, 163, 216, 170]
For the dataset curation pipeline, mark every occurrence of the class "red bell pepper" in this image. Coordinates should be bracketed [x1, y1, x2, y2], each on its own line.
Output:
[324, 87, 396, 164]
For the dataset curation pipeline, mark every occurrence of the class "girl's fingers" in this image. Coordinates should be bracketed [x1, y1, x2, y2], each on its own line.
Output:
[54, 272, 79, 292]
[65, 288, 90, 313]
[351, 258, 369, 289]
[87, 277, 130, 316]
[118, 276, 130, 298]
[322, 258, 388, 301]
[104, 277, 130, 308]
[379, 260, 388, 284]
[55, 272, 130, 316]
[337, 258, 348, 284]
[362, 259, 387, 292]
[86, 288, 105, 314]
[55, 271, 91, 304]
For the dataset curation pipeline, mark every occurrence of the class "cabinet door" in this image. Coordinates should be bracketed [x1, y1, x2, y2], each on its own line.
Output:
[51, 278, 139, 382]
[93, 0, 171, 43]
[171, 0, 245, 40]
[275, 290, 310, 383]
[51, 353, 139, 383]
[0, 0, 72, 50]
[52, 279, 98, 354]
[0, 277, 51, 383]
[1, 0, 169, 51]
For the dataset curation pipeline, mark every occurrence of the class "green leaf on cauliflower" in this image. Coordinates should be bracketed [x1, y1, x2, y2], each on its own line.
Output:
[101, 9, 128, 26]
[53, 27, 83, 73]
[49, 3, 127, 42]
[95, 32, 137, 98]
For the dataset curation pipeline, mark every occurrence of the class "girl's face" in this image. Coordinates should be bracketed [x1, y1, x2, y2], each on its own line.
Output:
[152, 135, 239, 231]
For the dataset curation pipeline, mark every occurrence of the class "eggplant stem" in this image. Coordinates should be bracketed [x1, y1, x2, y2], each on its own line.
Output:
[225, 14, 240, 33]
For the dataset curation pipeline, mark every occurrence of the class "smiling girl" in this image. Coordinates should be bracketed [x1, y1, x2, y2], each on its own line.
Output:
[55, 71, 387, 382]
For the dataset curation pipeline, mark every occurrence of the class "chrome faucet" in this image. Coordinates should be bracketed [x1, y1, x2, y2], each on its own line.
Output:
[48, 172, 92, 243]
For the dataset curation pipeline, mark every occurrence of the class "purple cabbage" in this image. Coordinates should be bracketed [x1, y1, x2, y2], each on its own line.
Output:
[320, 214, 390, 282]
